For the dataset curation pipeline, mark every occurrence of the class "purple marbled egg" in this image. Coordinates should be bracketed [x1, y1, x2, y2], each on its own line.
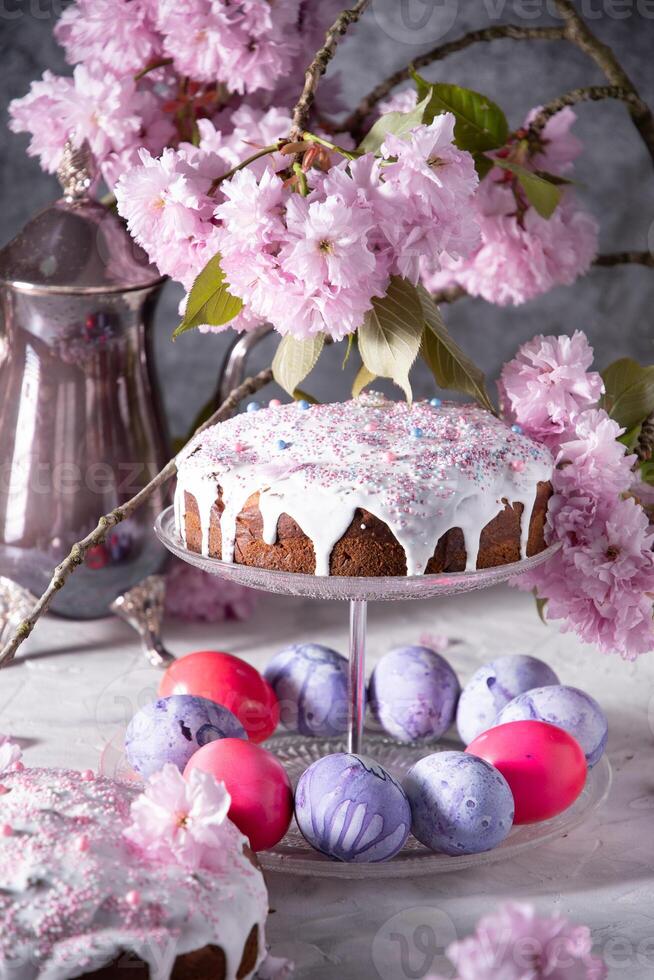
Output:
[404, 751, 514, 855]
[369, 646, 460, 743]
[497, 684, 608, 767]
[294, 753, 411, 862]
[263, 643, 349, 737]
[456, 654, 560, 745]
[125, 695, 247, 778]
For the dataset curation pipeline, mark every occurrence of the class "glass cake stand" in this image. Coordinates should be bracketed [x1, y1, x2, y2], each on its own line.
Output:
[153, 506, 611, 877]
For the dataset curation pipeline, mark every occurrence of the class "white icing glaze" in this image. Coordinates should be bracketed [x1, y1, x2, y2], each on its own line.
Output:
[175, 396, 553, 575]
[0, 768, 268, 980]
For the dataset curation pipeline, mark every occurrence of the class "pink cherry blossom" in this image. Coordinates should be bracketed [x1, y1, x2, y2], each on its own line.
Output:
[423, 108, 598, 306]
[124, 762, 235, 869]
[427, 902, 607, 980]
[154, 0, 300, 94]
[9, 65, 142, 174]
[555, 409, 636, 500]
[55, 0, 160, 75]
[499, 331, 604, 448]
[520, 496, 654, 660]
[165, 560, 257, 622]
[526, 106, 583, 176]
[8, 71, 74, 173]
[216, 118, 479, 339]
[0, 736, 22, 775]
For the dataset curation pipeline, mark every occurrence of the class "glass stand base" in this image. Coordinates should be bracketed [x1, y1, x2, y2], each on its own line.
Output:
[260, 733, 612, 879]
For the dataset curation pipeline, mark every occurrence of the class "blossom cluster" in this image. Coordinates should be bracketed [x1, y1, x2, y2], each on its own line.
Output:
[404, 98, 599, 305]
[8, 0, 337, 189]
[428, 902, 607, 980]
[504, 332, 654, 659]
[213, 115, 480, 339]
[124, 762, 234, 870]
[114, 104, 294, 321]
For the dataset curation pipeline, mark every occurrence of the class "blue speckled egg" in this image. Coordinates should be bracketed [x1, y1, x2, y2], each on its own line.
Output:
[263, 643, 349, 737]
[125, 695, 247, 778]
[497, 684, 608, 767]
[295, 753, 411, 862]
[369, 646, 460, 743]
[404, 751, 515, 855]
[456, 654, 560, 745]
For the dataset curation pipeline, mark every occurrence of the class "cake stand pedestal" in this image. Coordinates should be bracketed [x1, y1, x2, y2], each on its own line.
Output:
[153, 506, 611, 878]
[155, 506, 559, 753]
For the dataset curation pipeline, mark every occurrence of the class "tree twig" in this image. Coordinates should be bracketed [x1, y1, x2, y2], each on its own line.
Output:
[290, 0, 373, 140]
[345, 24, 566, 137]
[594, 251, 654, 268]
[527, 85, 649, 140]
[553, 0, 654, 164]
[0, 369, 273, 670]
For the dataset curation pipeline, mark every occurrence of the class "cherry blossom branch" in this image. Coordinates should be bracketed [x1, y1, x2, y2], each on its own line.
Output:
[0, 369, 273, 670]
[345, 24, 566, 137]
[133, 57, 174, 81]
[594, 251, 654, 268]
[552, 0, 654, 164]
[290, 0, 373, 140]
[208, 143, 282, 193]
[527, 85, 650, 140]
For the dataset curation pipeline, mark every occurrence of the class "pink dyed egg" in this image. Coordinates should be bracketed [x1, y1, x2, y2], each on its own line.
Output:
[159, 650, 279, 743]
[184, 738, 293, 851]
[466, 720, 587, 824]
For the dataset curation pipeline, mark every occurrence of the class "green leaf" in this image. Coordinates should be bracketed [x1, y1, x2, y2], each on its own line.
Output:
[358, 277, 424, 403]
[352, 363, 376, 399]
[418, 286, 496, 414]
[601, 357, 654, 431]
[412, 72, 509, 153]
[534, 593, 549, 625]
[639, 460, 654, 485]
[358, 93, 431, 154]
[272, 334, 324, 397]
[173, 254, 243, 339]
[342, 333, 356, 369]
[618, 422, 642, 452]
[492, 158, 561, 218]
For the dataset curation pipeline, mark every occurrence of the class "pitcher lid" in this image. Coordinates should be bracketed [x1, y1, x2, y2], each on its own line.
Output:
[0, 142, 164, 294]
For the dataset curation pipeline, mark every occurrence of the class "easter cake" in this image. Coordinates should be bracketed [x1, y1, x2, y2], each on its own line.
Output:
[0, 767, 268, 980]
[175, 394, 553, 577]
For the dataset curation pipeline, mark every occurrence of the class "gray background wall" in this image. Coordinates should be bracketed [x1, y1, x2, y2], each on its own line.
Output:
[2, 0, 653, 438]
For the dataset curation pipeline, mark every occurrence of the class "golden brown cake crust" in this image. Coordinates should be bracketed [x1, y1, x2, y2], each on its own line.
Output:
[183, 481, 552, 576]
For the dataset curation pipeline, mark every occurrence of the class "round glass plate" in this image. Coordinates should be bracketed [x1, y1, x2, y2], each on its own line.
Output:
[100, 730, 611, 880]
[154, 506, 560, 601]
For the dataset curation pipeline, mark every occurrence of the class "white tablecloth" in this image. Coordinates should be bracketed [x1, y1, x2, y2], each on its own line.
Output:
[2, 584, 653, 979]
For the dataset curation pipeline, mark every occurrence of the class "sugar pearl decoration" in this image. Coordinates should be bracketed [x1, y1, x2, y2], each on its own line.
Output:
[511, 460, 525, 472]
[411, 427, 423, 439]
[269, 398, 282, 407]
[1, 824, 13, 837]
[0, 785, 9, 795]
[234, 441, 246, 453]
[429, 398, 442, 407]
[246, 401, 260, 413]
[12, 761, 24, 773]
[297, 400, 311, 411]
[125, 890, 141, 908]
[75, 834, 90, 852]
[80, 770, 95, 781]
[365, 421, 378, 432]
[385, 451, 396, 463]
[511, 424, 523, 434]
[276, 439, 289, 450]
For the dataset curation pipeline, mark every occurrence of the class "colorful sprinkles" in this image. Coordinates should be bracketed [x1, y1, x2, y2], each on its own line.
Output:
[176, 395, 553, 576]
